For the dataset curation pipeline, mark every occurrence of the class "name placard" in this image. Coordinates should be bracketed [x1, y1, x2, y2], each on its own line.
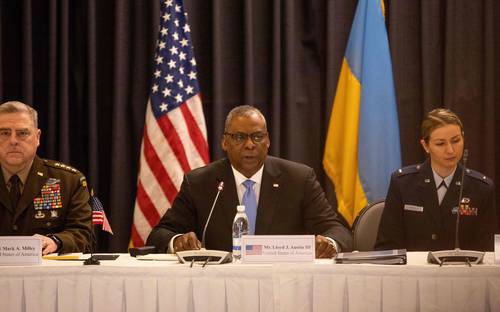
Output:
[0, 236, 42, 266]
[241, 235, 315, 263]
[495, 235, 500, 264]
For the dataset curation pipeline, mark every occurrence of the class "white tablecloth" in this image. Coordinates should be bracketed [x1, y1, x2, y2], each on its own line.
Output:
[1, 252, 499, 312]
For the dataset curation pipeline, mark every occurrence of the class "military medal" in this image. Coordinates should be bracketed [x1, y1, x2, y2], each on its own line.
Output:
[458, 197, 477, 216]
[33, 178, 63, 219]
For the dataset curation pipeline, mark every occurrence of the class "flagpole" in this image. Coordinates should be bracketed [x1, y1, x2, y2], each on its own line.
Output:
[84, 189, 100, 265]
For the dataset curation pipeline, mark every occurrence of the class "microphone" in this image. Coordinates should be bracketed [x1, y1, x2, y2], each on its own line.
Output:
[427, 149, 485, 265]
[201, 180, 224, 248]
[176, 179, 232, 265]
[454, 149, 468, 249]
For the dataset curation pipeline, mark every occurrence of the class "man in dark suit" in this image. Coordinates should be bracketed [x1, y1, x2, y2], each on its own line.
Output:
[375, 109, 496, 251]
[0, 101, 91, 254]
[147, 105, 353, 257]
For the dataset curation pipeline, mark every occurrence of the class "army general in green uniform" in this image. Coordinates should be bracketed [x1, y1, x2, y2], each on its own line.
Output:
[0, 101, 91, 255]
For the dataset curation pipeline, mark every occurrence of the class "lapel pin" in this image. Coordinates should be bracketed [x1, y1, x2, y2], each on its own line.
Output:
[37, 172, 44, 176]
[273, 183, 279, 188]
[424, 179, 430, 183]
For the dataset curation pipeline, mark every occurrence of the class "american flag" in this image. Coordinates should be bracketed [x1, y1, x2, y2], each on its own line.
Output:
[90, 194, 113, 234]
[131, 0, 209, 246]
[245, 245, 263, 256]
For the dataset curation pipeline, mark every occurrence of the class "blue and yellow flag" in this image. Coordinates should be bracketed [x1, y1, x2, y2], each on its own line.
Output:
[323, 0, 401, 226]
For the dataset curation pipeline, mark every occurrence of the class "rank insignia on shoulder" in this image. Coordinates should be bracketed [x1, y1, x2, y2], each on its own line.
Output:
[45, 160, 79, 173]
[396, 165, 419, 177]
[465, 168, 493, 185]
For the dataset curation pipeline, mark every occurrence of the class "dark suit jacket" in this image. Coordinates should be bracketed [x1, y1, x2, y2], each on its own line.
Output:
[375, 160, 496, 251]
[0, 156, 92, 253]
[147, 156, 353, 252]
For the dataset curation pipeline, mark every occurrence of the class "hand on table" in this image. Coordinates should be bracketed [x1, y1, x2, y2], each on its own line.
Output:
[173, 232, 202, 252]
[315, 235, 338, 259]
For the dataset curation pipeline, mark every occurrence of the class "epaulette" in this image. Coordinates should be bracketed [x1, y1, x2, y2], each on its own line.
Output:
[465, 168, 493, 186]
[43, 159, 79, 174]
[394, 164, 420, 177]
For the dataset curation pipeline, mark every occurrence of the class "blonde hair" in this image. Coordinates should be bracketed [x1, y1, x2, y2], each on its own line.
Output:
[421, 108, 463, 143]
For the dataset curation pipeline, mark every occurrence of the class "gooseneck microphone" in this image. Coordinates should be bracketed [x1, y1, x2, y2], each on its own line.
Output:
[201, 181, 224, 248]
[427, 148, 485, 265]
[454, 149, 468, 249]
[175, 179, 232, 265]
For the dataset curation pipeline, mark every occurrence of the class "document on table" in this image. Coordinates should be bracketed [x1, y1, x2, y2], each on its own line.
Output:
[136, 253, 179, 261]
[335, 249, 407, 264]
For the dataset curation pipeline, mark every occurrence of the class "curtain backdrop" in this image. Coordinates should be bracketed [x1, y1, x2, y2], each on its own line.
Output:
[1, 0, 498, 252]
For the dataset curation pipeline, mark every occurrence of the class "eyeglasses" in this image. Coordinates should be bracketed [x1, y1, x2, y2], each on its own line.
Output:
[223, 131, 268, 144]
[0, 129, 33, 142]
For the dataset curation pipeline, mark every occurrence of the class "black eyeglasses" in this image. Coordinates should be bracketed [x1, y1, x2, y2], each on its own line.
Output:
[223, 131, 268, 144]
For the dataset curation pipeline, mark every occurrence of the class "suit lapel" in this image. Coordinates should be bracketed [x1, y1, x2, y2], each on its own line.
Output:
[0, 169, 11, 213]
[15, 157, 48, 220]
[418, 162, 441, 228]
[255, 158, 281, 234]
[218, 160, 239, 228]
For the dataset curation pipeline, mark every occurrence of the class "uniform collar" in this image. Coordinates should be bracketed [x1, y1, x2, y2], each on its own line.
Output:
[1, 158, 35, 189]
[432, 167, 456, 189]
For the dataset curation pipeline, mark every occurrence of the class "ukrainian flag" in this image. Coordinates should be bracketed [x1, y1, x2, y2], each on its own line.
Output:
[323, 0, 401, 226]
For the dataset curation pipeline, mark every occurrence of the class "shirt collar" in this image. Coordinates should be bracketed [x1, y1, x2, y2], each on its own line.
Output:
[231, 165, 264, 187]
[2, 159, 34, 188]
[432, 167, 456, 189]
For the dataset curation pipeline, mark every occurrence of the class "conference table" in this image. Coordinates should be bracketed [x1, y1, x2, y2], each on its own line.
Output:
[1, 252, 499, 312]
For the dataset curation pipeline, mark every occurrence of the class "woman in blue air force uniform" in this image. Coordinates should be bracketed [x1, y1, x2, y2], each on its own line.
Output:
[375, 109, 496, 251]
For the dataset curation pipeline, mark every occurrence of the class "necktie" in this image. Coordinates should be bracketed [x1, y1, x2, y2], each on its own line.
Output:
[242, 179, 257, 235]
[9, 175, 21, 211]
[437, 180, 447, 205]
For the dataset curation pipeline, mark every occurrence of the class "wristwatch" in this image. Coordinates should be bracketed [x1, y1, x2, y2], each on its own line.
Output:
[47, 235, 62, 252]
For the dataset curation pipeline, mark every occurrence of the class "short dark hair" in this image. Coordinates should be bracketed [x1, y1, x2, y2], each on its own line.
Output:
[0, 101, 39, 128]
[421, 108, 463, 143]
[224, 105, 267, 132]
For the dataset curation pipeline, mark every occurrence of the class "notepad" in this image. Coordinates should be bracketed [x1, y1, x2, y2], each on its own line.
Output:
[136, 254, 179, 261]
[43, 253, 83, 260]
[335, 249, 407, 265]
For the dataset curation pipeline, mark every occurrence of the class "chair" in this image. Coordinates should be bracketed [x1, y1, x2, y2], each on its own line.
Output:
[352, 200, 385, 251]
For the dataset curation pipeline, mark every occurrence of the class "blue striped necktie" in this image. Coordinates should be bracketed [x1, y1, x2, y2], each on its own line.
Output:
[242, 179, 257, 234]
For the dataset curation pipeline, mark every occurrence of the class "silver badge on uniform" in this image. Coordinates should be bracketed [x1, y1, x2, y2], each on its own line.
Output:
[35, 211, 45, 219]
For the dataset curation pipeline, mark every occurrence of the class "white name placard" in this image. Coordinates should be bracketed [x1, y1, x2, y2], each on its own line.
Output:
[0, 236, 42, 266]
[241, 235, 315, 263]
[495, 235, 500, 264]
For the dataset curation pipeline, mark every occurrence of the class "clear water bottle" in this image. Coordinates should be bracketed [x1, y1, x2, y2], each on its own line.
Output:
[232, 205, 249, 262]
